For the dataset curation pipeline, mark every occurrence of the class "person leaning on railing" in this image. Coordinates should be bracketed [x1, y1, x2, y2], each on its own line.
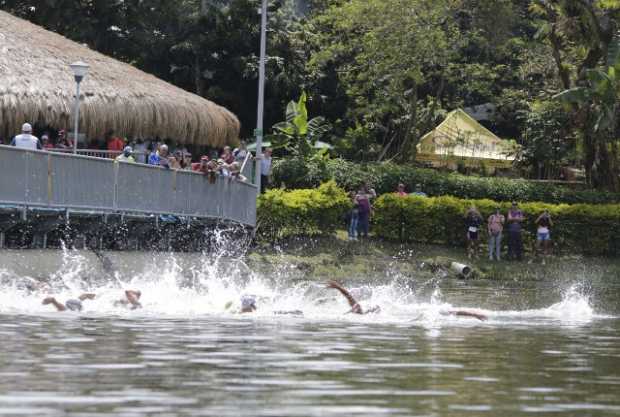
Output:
[10, 123, 41, 150]
[115, 146, 135, 163]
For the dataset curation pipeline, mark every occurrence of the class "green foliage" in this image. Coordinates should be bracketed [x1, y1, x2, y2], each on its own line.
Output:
[257, 180, 351, 240]
[373, 194, 620, 256]
[519, 101, 575, 179]
[272, 158, 620, 204]
[268, 92, 331, 156]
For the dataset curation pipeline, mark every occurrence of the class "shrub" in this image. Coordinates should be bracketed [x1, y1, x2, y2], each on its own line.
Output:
[257, 181, 351, 240]
[373, 194, 620, 256]
[272, 158, 620, 205]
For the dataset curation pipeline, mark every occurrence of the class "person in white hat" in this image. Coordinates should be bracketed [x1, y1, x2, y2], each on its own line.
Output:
[115, 146, 135, 163]
[11, 123, 41, 150]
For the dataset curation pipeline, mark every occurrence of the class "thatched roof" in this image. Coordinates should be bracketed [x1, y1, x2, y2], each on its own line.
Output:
[0, 10, 240, 146]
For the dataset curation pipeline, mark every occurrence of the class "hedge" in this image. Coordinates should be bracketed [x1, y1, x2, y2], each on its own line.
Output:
[272, 158, 620, 205]
[257, 181, 351, 240]
[373, 194, 620, 256]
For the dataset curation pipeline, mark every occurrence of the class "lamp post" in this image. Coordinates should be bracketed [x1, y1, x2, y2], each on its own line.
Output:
[69, 61, 89, 154]
[254, 0, 267, 193]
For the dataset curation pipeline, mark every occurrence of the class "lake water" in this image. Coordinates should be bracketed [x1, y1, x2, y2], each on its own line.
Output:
[1, 247, 619, 417]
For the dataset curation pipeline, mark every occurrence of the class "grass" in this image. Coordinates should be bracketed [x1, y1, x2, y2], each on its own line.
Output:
[248, 230, 620, 283]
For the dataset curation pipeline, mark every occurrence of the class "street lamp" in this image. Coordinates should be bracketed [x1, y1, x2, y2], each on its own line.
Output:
[69, 61, 89, 154]
[254, 0, 267, 193]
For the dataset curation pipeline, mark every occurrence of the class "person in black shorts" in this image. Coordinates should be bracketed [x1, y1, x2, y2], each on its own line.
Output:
[465, 206, 483, 259]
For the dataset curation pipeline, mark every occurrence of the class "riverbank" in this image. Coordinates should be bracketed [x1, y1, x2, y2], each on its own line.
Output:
[248, 232, 620, 283]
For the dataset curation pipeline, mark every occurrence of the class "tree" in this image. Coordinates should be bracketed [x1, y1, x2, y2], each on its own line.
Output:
[533, 0, 620, 190]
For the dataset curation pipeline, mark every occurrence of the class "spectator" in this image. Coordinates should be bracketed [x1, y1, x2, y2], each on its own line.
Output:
[206, 160, 219, 183]
[106, 130, 124, 158]
[355, 184, 376, 239]
[56, 129, 73, 150]
[229, 162, 247, 182]
[133, 138, 148, 164]
[465, 205, 483, 259]
[487, 207, 505, 261]
[192, 155, 210, 174]
[347, 191, 360, 241]
[169, 151, 183, 169]
[395, 183, 408, 197]
[182, 153, 192, 170]
[535, 209, 554, 264]
[148, 144, 170, 169]
[115, 146, 135, 163]
[234, 141, 249, 163]
[411, 184, 427, 197]
[259, 148, 273, 192]
[11, 123, 41, 150]
[221, 146, 235, 164]
[218, 159, 231, 176]
[41, 134, 54, 150]
[507, 201, 525, 261]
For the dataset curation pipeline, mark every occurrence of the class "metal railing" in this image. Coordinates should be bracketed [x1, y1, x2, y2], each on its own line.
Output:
[49, 148, 149, 160]
[0, 145, 257, 227]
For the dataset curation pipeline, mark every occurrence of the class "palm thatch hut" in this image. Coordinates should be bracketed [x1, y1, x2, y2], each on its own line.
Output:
[0, 10, 239, 146]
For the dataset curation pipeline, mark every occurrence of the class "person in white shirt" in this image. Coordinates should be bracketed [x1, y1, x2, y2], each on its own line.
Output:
[11, 123, 41, 150]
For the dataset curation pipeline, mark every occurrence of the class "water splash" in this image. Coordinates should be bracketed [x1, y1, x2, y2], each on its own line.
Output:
[0, 243, 605, 325]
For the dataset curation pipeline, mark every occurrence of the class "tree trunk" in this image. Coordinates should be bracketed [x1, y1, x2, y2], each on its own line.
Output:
[395, 85, 418, 162]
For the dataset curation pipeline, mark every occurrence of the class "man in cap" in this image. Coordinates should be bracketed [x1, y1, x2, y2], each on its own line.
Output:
[11, 123, 41, 150]
[115, 146, 135, 163]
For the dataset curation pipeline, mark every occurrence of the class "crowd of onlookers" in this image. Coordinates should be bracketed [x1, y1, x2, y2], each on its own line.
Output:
[5, 123, 276, 185]
[463, 201, 554, 264]
[347, 182, 555, 263]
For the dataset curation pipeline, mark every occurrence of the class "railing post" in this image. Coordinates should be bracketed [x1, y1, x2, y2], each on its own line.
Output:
[113, 160, 119, 210]
[47, 153, 53, 204]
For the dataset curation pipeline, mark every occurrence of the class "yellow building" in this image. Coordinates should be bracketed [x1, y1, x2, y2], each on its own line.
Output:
[416, 109, 517, 169]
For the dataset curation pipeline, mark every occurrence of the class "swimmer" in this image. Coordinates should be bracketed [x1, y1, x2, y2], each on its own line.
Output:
[326, 281, 380, 314]
[240, 295, 257, 313]
[326, 280, 487, 320]
[114, 290, 143, 310]
[42, 293, 96, 312]
[233, 295, 303, 316]
[441, 309, 487, 321]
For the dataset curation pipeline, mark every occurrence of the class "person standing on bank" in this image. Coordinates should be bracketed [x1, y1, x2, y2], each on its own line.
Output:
[355, 184, 376, 239]
[465, 205, 483, 259]
[258, 148, 272, 193]
[507, 201, 525, 261]
[347, 191, 360, 241]
[535, 209, 553, 264]
[11, 123, 41, 150]
[487, 207, 505, 261]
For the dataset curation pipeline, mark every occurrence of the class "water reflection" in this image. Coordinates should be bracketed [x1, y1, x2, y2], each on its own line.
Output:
[1, 314, 619, 417]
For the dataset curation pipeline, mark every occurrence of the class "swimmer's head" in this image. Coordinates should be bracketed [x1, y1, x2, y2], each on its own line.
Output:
[42, 297, 54, 305]
[240, 295, 257, 313]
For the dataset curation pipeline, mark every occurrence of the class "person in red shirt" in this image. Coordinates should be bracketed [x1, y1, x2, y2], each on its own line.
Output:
[192, 155, 210, 174]
[106, 130, 124, 158]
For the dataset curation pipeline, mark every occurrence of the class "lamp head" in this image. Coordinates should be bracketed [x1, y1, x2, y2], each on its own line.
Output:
[69, 61, 90, 82]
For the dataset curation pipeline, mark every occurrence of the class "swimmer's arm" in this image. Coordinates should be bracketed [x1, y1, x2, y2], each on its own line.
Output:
[445, 310, 487, 321]
[326, 281, 362, 314]
[78, 293, 96, 301]
[43, 297, 66, 311]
